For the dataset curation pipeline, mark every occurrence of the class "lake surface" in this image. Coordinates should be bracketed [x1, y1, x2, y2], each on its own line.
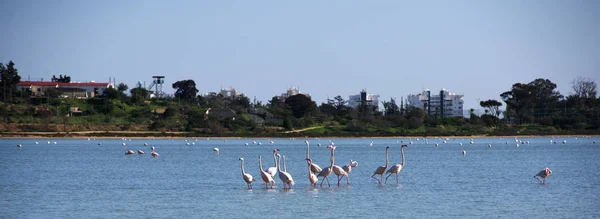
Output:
[1, 136, 599, 218]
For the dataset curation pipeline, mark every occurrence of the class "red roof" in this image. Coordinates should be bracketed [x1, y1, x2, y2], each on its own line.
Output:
[17, 81, 110, 87]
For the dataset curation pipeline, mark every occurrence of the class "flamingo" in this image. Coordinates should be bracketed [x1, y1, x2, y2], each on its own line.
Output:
[306, 141, 322, 174]
[276, 153, 294, 189]
[328, 146, 347, 187]
[317, 145, 335, 187]
[125, 150, 135, 155]
[258, 155, 274, 189]
[267, 149, 280, 177]
[534, 167, 552, 184]
[151, 147, 159, 158]
[306, 158, 319, 188]
[137, 150, 145, 155]
[372, 146, 390, 185]
[239, 158, 255, 189]
[385, 145, 408, 184]
[339, 160, 358, 184]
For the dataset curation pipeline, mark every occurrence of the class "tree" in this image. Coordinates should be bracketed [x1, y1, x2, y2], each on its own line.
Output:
[382, 97, 400, 116]
[333, 95, 347, 110]
[285, 94, 316, 119]
[571, 76, 597, 109]
[130, 87, 149, 103]
[117, 83, 129, 93]
[528, 78, 562, 113]
[479, 99, 502, 118]
[172, 80, 198, 103]
[102, 87, 120, 99]
[52, 74, 71, 83]
[501, 83, 534, 124]
[1, 61, 21, 102]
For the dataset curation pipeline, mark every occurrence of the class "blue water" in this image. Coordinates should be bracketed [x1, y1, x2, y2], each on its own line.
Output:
[1, 137, 599, 218]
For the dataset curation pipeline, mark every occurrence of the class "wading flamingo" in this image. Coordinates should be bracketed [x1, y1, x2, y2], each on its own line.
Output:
[306, 141, 322, 174]
[258, 155, 274, 189]
[339, 160, 358, 184]
[239, 158, 255, 189]
[306, 158, 318, 188]
[267, 149, 280, 177]
[331, 146, 348, 187]
[151, 147, 159, 158]
[385, 145, 408, 184]
[137, 150, 145, 155]
[534, 167, 552, 184]
[317, 145, 335, 187]
[276, 153, 294, 189]
[372, 146, 390, 185]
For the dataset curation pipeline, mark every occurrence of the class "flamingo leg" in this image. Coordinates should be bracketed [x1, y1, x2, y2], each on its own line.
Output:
[346, 175, 349, 185]
[337, 175, 341, 187]
[385, 173, 393, 184]
[396, 173, 399, 184]
[372, 174, 382, 185]
[534, 176, 543, 184]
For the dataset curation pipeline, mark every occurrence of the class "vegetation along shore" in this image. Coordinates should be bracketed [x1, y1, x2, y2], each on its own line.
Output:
[1, 61, 598, 138]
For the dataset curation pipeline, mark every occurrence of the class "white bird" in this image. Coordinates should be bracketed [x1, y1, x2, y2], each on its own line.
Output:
[125, 150, 136, 155]
[137, 150, 145, 155]
[534, 167, 552, 184]
[385, 145, 408, 184]
[47, 141, 51, 144]
[435, 143, 439, 147]
[53, 142, 57, 145]
[462, 150, 467, 156]
[306, 158, 319, 188]
[245, 143, 249, 146]
[372, 146, 390, 185]
[122, 143, 126, 146]
[258, 155, 274, 189]
[563, 140, 566, 144]
[459, 143, 463, 146]
[192, 142, 195, 145]
[35, 142, 38, 144]
[239, 158, 255, 189]
[17, 144, 22, 148]
[488, 144, 492, 148]
[258, 142, 262, 145]
[144, 143, 148, 146]
[151, 147, 159, 158]
[276, 153, 294, 189]
[317, 145, 336, 187]
[213, 148, 219, 154]
[267, 149, 279, 177]
[98, 142, 102, 145]
[306, 141, 322, 174]
[87, 138, 90, 141]
[330, 146, 348, 187]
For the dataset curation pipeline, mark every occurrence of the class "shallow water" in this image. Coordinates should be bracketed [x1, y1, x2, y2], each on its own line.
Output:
[1, 137, 599, 218]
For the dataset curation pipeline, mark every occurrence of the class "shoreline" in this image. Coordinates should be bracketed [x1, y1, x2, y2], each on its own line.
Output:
[0, 131, 596, 139]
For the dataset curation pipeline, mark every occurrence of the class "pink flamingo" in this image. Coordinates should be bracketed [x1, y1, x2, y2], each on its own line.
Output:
[330, 146, 348, 187]
[137, 150, 145, 155]
[317, 145, 335, 187]
[239, 158, 255, 189]
[306, 141, 322, 174]
[306, 158, 318, 188]
[258, 155, 275, 189]
[125, 150, 135, 155]
[151, 146, 159, 158]
[276, 153, 294, 189]
[385, 145, 408, 184]
[534, 167, 552, 184]
[339, 160, 358, 184]
[372, 146, 390, 185]
[267, 149, 280, 177]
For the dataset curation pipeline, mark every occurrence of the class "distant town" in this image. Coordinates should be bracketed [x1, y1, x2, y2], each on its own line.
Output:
[1, 61, 598, 137]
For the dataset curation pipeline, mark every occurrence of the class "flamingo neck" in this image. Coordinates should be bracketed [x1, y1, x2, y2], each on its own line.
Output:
[273, 152, 277, 167]
[401, 147, 405, 166]
[240, 160, 245, 175]
[307, 160, 312, 175]
[283, 156, 287, 172]
[330, 148, 335, 168]
[259, 156, 264, 172]
[385, 148, 389, 167]
[306, 144, 310, 159]
[277, 155, 282, 172]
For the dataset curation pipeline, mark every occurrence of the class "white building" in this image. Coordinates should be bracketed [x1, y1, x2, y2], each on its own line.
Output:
[348, 89, 380, 109]
[277, 87, 310, 101]
[219, 87, 246, 99]
[17, 81, 114, 98]
[407, 89, 464, 117]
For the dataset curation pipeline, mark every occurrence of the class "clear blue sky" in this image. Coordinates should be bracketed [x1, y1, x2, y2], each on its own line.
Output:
[1, 0, 598, 111]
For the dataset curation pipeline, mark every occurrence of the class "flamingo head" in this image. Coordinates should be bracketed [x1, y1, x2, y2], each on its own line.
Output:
[350, 160, 358, 167]
[151, 146, 155, 150]
[386, 146, 390, 149]
[239, 158, 244, 161]
[273, 148, 280, 153]
[306, 158, 312, 162]
[401, 144, 408, 148]
[545, 168, 552, 175]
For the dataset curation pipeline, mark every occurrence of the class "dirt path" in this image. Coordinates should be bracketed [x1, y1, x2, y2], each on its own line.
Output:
[283, 126, 323, 134]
